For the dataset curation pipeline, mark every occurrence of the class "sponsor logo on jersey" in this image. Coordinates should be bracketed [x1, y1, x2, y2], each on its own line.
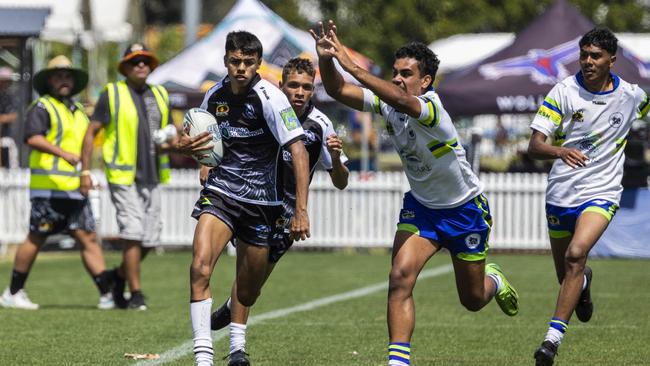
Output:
[608, 112, 623, 128]
[464, 233, 482, 249]
[215, 103, 229, 116]
[401, 210, 415, 219]
[280, 108, 299, 130]
[571, 109, 584, 122]
[547, 215, 560, 226]
[219, 121, 263, 139]
[479, 38, 579, 85]
[242, 103, 256, 120]
[592, 100, 606, 105]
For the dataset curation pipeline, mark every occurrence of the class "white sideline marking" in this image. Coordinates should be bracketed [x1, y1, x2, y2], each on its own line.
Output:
[136, 264, 453, 365]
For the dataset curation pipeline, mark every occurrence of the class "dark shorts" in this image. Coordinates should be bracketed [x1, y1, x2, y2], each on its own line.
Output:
[268, 209, 294, 263]
[29, 197, 95, 236]
[192, 189, 283, 247]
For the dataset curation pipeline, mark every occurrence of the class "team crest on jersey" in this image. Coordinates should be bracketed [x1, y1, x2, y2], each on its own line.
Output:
[282, 149, 292, 162]
[215, 103, 229, 116]
[479, 38, 579, 85]
[464, 233, 482, 249]
[547, 215, 560, 226]
[608, 112, 623, 128]
[242, 103, 256, 119]
[571, 109, 584, 122]
[280, 108, 299, 130]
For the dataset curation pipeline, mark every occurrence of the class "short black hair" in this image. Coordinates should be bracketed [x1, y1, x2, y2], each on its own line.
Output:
[282, 57, 315, 83]
[394, 42, 440, 88]
[579, 27, 618, 55]
[225, 31, 263, 58]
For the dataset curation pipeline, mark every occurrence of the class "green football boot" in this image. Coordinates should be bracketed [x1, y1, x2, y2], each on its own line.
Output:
[486, 263, 519, 316]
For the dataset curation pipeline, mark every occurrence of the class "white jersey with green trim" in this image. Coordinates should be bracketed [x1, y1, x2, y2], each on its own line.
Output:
[362, 88, 482, 209]
[530, 72, 650, 207]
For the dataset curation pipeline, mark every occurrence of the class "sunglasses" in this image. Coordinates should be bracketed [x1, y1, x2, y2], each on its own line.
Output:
[128, 57, 151, 66]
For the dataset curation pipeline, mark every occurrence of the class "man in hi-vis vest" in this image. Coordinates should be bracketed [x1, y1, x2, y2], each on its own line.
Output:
[0, 56, 114, 310]
[80, 44, 176, 310]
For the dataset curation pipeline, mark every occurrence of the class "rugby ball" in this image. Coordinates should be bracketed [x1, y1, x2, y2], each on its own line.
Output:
[182, 108, 223, 167]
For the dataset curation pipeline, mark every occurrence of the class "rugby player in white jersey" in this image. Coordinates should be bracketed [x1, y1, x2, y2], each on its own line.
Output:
[208, 57, 350, 363]
[186, 31, 310, 366]
[529, 27, 650, 366]
[312, 21, 519, 366]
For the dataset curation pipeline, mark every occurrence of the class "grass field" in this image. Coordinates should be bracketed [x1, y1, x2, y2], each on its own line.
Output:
[0, 251, 649, 365]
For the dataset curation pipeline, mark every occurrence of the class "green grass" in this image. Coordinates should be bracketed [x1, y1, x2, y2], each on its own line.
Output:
[1, 251, 649, 365]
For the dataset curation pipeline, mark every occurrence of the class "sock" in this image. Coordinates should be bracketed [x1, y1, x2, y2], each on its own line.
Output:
[388, 342, 410, 366]
[487, 272, 503, 296]
[544, 317, 569, 345]
[92, 271, 112, 295]
[9, 270, 29, 295]
[191, 298, 214, 366]
[582, 274, 588, 291]
[229, 322, 247, 355]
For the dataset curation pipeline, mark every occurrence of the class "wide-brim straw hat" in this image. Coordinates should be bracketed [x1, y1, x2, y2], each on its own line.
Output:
[118, 43, 159, 76]
[33, 55, 88, 96]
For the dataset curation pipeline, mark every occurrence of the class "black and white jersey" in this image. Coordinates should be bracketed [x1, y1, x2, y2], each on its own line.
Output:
[200, 74, 305, 205]
[280, 104, 348, 214]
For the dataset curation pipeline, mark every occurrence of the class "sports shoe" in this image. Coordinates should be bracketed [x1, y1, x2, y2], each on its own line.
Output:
[486, 263, 519, 316]
[575, 266, 593, 322]
[128, 292, 147, 311]
[109, 268, 128, 309]
[0, 287, 39, 310]
[227, 350, 250, 366]
[210, 300, 231, 330]
[97, 293, 115, 310]
[534, 340, 558, 366]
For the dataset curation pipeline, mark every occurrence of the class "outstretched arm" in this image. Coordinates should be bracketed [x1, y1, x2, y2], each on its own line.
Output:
[310, 22, 364, 111]
[315, 21, 423, 118]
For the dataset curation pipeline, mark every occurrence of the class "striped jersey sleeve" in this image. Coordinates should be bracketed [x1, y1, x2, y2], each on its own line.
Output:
[531, 84, 566, 137]
[416, 94, 441, 128]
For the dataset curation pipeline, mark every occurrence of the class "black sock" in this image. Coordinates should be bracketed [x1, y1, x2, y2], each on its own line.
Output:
[93, 271, 112, 295]
[10, 270, 29, 295]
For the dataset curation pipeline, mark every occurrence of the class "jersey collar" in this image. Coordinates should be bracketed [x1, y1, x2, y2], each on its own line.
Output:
[575, 71, 620, 95]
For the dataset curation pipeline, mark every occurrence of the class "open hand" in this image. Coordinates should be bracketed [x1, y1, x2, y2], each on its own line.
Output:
[175, 131, 214, 159]
[558, 147, 588, 168]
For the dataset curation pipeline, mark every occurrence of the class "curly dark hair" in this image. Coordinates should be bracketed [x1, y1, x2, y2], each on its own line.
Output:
[282, 57, 315, 82]
[394, 42, 440, 88]
[579, 27, 618, 55]
[225, 31, 263, 58]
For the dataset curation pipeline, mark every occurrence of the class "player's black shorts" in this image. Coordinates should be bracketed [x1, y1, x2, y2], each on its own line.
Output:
[29, 197, 95, 236]
[268, 211, 294, 263]
[192, 189, 283, 247]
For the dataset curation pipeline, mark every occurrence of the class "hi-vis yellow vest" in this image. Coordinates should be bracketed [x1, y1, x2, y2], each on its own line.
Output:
[102, 81, 170, 185]
[29, 96, 88, 192]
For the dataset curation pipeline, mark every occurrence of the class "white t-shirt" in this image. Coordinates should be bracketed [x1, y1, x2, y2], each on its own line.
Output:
[530, 72, 650, 207]
[363, 88, 482, 209]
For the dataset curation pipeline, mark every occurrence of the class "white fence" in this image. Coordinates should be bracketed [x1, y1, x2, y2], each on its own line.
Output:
[0, 169, 550, 250]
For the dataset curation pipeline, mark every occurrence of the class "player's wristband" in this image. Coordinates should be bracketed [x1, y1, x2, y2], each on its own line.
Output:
[80, 170, 91, 177]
